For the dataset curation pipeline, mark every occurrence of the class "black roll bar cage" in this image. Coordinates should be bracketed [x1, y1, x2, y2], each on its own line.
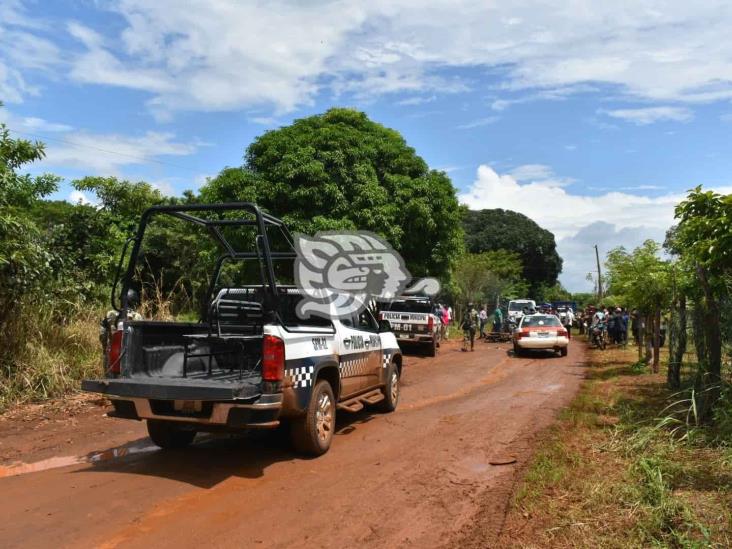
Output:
[115, 202, 297, 319]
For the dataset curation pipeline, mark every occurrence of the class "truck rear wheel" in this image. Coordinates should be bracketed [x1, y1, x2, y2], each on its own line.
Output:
[377, 363, 400, 413]
[427, 337, 437, 357]
[291, 380, 335, 456]
[146, 420, 196, 449]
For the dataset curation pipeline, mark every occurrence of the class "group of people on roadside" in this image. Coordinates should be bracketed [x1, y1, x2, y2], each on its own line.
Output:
[589, 306, 630, 344]
[459, 303, 504, 351]
[433, 303, 454, 340]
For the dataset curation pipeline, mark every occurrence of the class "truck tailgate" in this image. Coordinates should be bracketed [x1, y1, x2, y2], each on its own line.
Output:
[82, 372, 261, 401]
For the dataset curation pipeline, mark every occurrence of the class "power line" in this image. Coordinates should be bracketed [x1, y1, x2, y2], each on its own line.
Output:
[7, 127, 202, 174]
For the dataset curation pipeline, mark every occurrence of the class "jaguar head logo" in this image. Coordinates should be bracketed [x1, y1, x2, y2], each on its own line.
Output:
[294, 231, 439, 319]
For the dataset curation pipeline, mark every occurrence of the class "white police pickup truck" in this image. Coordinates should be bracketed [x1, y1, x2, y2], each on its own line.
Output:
[82, 204, 402, 456]
[379, 296, 441, 356]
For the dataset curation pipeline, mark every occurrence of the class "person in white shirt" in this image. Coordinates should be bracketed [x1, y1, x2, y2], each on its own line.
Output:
[478, 306, 488, 338]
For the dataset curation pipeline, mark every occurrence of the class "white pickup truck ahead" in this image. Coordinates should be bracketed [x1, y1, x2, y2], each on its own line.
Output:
[379, 296, 441, 356]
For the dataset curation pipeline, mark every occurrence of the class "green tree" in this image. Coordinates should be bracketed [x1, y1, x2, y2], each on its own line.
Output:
[462, 208, 562, 296]
[672, 186, 732, 416]
[200, 108, 463, 280]
[452, 251, 525, 308]
[605, 240, 672, 372]
[0, 111, 61, 323]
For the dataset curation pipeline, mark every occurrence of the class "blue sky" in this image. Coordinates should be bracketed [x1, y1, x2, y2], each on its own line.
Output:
[2, 0, 732, 291]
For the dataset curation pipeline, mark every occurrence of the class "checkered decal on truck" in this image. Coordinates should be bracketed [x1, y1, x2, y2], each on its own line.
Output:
[382, 350, 393, 369]
[339, 354, 370, 378]
[286, 365, 314, 388]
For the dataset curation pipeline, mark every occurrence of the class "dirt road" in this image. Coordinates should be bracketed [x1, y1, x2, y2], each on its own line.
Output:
[0, 340, 586, 548]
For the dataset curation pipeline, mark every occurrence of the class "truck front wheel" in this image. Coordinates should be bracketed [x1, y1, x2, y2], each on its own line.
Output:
[291, 380, 335, 456]
[377, 363, 400, 413]
[146, 420, 196, 449]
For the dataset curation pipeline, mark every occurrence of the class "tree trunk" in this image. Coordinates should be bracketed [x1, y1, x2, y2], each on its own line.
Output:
[637, 315, 644, 362]
[644, 314, 653, 363]
[667, 294, 686, 389]
[652, 308, 661, 374]
[695, 265, 722, 422]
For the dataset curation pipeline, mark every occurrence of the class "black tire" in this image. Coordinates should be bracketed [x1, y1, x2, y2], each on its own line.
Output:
[427, 337, 437, 357]
[146, 420, 196, 449]
[560, 347, 568, 357]
[378, 363, 400, 413]
[291, 380, 335, 456]
[513, 343, 523, 357]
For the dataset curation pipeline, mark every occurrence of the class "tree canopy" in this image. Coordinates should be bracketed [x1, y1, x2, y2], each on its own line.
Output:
[462, 208, 562, 296]
[200, 108, 463, 280]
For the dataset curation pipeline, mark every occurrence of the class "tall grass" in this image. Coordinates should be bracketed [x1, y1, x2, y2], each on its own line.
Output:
[0, 300, 103, 412]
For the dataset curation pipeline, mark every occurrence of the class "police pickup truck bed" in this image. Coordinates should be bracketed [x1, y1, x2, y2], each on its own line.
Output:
[379, 296, 440, 356]
[82, 203, 402, 456]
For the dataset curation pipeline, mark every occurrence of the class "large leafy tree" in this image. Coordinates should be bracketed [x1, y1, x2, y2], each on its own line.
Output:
[462, 208, 562, 296]
[200, 108, 463, 280]
[605, 240, 672, 372]
[453, 250, 526, 308]
[0, 112, 61, 319]
[671, 186, 732, 416]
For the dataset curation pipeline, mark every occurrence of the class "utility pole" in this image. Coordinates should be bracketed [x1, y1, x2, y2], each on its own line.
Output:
[594, 244, 603, 301]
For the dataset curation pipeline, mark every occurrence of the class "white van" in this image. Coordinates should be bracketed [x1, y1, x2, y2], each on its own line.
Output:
[507, 299, 536, 323]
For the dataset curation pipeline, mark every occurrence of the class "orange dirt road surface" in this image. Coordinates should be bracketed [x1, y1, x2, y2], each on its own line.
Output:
[0, 339, 586, 548]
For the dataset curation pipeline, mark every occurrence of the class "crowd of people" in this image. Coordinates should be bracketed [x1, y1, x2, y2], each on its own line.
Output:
[432, 300, 664, 354]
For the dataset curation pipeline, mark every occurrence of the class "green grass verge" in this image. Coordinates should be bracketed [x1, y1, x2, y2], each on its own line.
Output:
[505, 346, 732, 548]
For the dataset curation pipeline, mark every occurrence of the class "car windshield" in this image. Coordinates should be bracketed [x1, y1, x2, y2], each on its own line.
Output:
[521, 315, 561, 327]
[509, 302, 530, 311]
[385, 299, 432, 313]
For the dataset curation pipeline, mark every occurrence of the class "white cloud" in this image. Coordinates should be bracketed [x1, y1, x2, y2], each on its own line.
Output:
[41, 131, 199, 173]
[508, 164, 576, 187]
[0, 1, 60, 103]
[601, 106, 693, 125]
[456, 116, 499, 129]
[0, 0, 718, 116]
[68, 189, 96, 206]
[0, 109, 73, 133]
[457, 163, 717, 291]
[397, 95, 437, 106]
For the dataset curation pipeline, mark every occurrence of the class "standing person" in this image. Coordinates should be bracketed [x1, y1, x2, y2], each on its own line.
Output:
[613, 308, 626, 344]
[447, 305, 453, 326]
[441, 304, 450, 340]
[622, 308, 630, 344]
[493, 304, 503, 334]
[631, 309, 640, 344]
[460, 303, 478, 351]
[478, 306, 488, 339]
[562, 307, 575, 339]
[607, 308, 617, 344]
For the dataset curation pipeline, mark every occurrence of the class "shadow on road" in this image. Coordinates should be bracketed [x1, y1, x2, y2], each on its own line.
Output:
[72, 407, 385, 489]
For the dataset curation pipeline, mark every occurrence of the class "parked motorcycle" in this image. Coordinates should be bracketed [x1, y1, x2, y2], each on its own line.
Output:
[591, 322, 607, 350]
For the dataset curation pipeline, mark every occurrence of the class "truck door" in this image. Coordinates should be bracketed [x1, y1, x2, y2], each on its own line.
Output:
[356, 308, 382, 389]
[336, 315, 373, 397]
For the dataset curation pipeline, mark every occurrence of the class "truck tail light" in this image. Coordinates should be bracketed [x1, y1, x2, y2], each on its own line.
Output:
[517, 328, 530, 339]
[262, 334, 285, 382]
[557, 329, 568, 337]
[108, 329, 123, 375]
[427, 315, 434, 331]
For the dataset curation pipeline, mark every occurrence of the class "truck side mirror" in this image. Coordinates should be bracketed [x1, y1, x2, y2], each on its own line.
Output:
[378, 319, 392, 333]
[125, 288, 140, 309]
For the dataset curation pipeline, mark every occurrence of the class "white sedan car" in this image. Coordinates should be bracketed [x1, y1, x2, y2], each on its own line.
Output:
[513, 314, 569, 357]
